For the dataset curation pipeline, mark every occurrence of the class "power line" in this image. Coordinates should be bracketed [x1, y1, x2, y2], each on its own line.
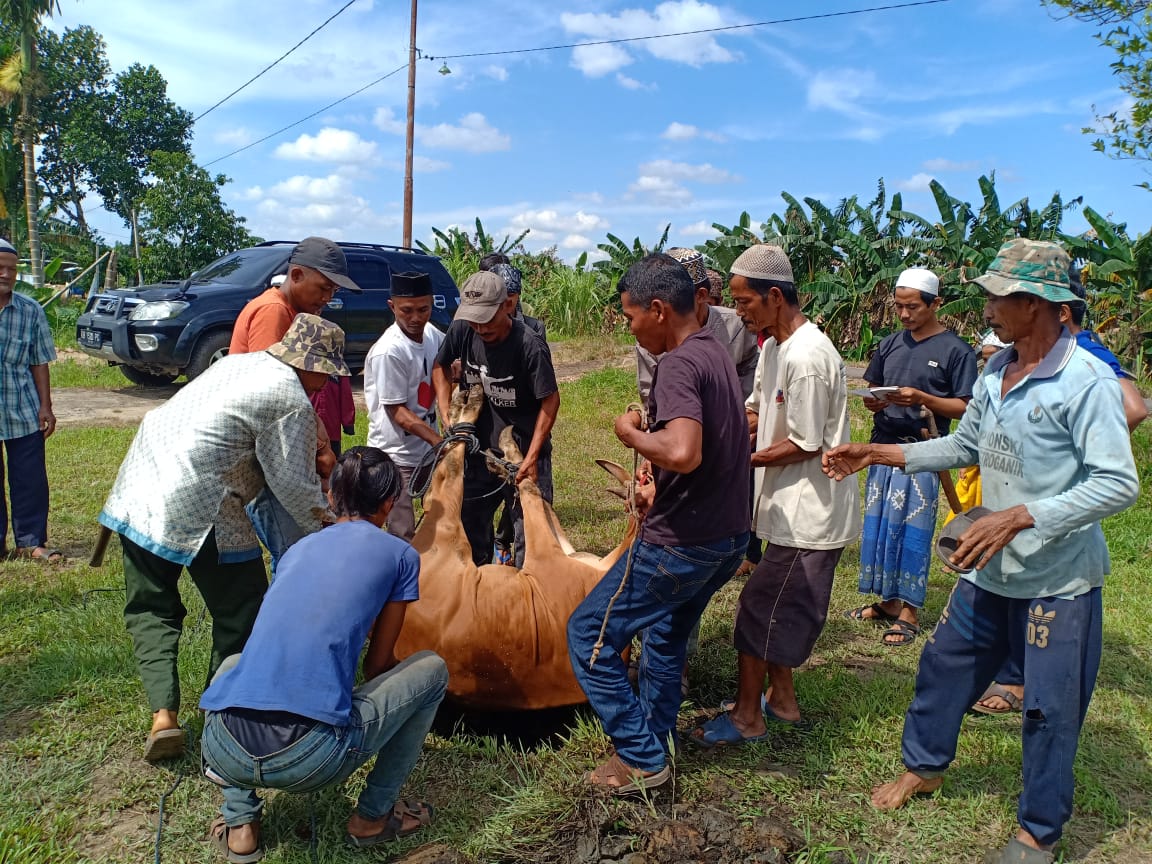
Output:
[200, 0, 950, 167]
[433, 0, 952, 61]
[203, 63, 408, 167]
[195, 0, 360, 121]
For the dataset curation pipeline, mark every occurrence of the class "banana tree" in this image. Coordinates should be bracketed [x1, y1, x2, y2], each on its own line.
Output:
[0, 0, 62, 287]
[1062, 206, 1152, 370]
[592, 223, 669, 288]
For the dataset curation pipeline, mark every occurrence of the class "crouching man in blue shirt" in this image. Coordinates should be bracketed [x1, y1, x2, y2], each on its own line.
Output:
[200, 447, 447, 862]
[822, 239, 1139, 864]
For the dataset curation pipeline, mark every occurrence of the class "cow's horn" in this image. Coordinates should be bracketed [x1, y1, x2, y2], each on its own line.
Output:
[595, 459, 632, 487]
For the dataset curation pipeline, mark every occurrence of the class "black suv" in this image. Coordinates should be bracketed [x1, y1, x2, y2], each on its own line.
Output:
[75, 241, 460, 385]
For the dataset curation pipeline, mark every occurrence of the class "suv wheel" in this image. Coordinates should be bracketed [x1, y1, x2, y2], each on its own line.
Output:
[185, 330, 232, 381]
[119, 366, 179, 387]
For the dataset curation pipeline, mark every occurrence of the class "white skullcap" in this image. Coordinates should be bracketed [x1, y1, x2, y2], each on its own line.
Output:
[895, 267, 939, 296]
[0, 238, 16, 255]
[730, 244, 794, 284]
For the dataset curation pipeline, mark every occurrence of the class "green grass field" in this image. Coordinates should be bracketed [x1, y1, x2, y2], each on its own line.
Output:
[1, 367, 1149, 863]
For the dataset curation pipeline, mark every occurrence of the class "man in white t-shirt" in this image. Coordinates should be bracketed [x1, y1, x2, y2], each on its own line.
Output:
[363, 272, 445, 540]
[691, 244, 860, 747]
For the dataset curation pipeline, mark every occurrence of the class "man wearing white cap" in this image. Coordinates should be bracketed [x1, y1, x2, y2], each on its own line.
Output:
[844, 268, 977, 646]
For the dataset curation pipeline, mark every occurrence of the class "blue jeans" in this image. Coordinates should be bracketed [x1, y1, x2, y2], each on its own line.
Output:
[902, 579, 1102, 845]
[246, 488, 306, 577]
[568, 532, 748, 772]
[1, 430, 49, 551]
[201, 651, 448, 827]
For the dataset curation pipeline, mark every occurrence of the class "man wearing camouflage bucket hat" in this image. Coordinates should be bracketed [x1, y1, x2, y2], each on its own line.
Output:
[822, 239, 1139, 863]
[99, 314, 345, 763]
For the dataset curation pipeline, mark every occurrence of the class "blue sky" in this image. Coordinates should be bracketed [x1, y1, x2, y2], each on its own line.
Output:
[56, 0, 1150, 264]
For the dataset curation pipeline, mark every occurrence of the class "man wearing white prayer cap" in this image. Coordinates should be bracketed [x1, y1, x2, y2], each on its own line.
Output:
[842, 266, 977, 647]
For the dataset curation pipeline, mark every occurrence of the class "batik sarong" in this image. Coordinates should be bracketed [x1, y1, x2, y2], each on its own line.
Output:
[858, 464, 939, 608]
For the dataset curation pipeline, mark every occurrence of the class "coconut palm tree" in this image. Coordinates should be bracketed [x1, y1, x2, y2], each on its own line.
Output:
[0, 0, 61, 287]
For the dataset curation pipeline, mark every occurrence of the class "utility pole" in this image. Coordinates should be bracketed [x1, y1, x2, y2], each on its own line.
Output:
[402, 0, 418, 249]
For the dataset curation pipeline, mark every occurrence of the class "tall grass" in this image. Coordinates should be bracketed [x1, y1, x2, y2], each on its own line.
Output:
[525, 268, 615, 337]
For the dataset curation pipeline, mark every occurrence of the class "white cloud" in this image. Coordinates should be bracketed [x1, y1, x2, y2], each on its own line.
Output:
[502, 208, 609, 244]
[806, 69, 879, 120]
[571, 43, 634, 77]
[931, 101, 1059, 135]
[922, 158, 982, 172]
[638, 159, 738, 184]
[484, 65, 509, 82]
[273, 127, 379, 164]
[627, 174, 693, 206]
[678, 219, 715, 238]
[561, 0, 740, 77]
[561, 233, 592, 249]
[897, 173, 935, 192]
[214, 127, 254, 147]
[616, 73, 656, 91]
[241, 173, 394, 240]
[373, 108, 511, 152]
[660, 121, 725, 143]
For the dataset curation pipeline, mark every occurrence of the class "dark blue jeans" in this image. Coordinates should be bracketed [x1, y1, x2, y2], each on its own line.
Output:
[1, 430, 49, 551]
[568, 532, 748, 772]
[902, 579, 1102, 846]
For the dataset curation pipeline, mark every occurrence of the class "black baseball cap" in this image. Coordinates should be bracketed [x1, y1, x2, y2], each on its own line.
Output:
[288, 237, 362, 293]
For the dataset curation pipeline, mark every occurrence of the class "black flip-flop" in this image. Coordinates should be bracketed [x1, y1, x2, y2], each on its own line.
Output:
[844, 602, 899, 625]
[881, 620, 922, 647]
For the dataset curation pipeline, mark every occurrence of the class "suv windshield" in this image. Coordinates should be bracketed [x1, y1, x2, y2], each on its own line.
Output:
[188, 246, 289, 286]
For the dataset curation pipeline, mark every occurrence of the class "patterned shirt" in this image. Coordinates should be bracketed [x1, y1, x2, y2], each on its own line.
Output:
[99, 352, 329, 565]
[0, 291, 57, 440]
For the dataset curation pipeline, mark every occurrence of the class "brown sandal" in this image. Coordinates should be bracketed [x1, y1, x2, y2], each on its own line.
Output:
[585, 753, 670, 795]
[346, 800, 435, 847]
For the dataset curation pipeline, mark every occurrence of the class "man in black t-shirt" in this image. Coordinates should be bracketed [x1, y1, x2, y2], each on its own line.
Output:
[846, 268, 977, 646]
[432, 271, 559, 568]
[567, 253, 750, 796]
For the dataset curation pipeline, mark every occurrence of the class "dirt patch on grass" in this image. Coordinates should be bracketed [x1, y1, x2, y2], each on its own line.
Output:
[71, 751, 158, 863]
[0, 706, 42, 741]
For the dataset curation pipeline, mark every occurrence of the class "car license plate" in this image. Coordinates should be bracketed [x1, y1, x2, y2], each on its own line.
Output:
[79, 327, 103, 348]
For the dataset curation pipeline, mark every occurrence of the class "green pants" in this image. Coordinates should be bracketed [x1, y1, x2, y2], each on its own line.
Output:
[121, 531, 267, 713]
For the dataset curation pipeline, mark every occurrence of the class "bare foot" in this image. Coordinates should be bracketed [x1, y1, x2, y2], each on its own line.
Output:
[870, 771, 943, 809]
[228, 822, 260, 855]
[150, 708, 179, 735]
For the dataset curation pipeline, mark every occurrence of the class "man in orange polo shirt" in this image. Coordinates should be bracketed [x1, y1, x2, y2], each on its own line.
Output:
[230, 237, 362, 569]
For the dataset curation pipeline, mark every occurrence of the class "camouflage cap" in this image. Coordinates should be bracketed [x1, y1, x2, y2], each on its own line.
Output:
[266, 313, 351, 377]
[972, 239, 1077, 303]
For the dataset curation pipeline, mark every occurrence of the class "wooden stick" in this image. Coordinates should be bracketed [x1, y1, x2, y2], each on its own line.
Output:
[90, 525, 113, 567]
[920, 408, 963, 515]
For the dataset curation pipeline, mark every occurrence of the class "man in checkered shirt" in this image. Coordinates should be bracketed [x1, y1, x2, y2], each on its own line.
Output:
[99, 315, 344, 762]
[0, 238, 58, 562]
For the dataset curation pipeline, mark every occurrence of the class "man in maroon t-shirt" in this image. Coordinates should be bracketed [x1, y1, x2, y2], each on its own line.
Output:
[568, 253, 750, 795]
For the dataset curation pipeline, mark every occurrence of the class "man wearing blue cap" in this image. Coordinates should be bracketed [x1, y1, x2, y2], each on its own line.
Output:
[0, 238, 59, 562]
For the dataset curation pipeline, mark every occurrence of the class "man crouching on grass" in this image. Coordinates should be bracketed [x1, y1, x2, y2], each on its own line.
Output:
[567, 253, 750, 794]
[821, 239, 1139, 864]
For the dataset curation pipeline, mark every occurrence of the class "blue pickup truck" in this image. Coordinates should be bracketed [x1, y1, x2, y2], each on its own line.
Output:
[75, 241, 460, 386]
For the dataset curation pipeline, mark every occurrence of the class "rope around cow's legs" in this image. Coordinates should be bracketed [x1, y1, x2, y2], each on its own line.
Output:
[588, 402, 648, 669]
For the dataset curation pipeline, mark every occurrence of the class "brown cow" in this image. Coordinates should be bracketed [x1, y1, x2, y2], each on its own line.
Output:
[393, 385, 638, 709]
